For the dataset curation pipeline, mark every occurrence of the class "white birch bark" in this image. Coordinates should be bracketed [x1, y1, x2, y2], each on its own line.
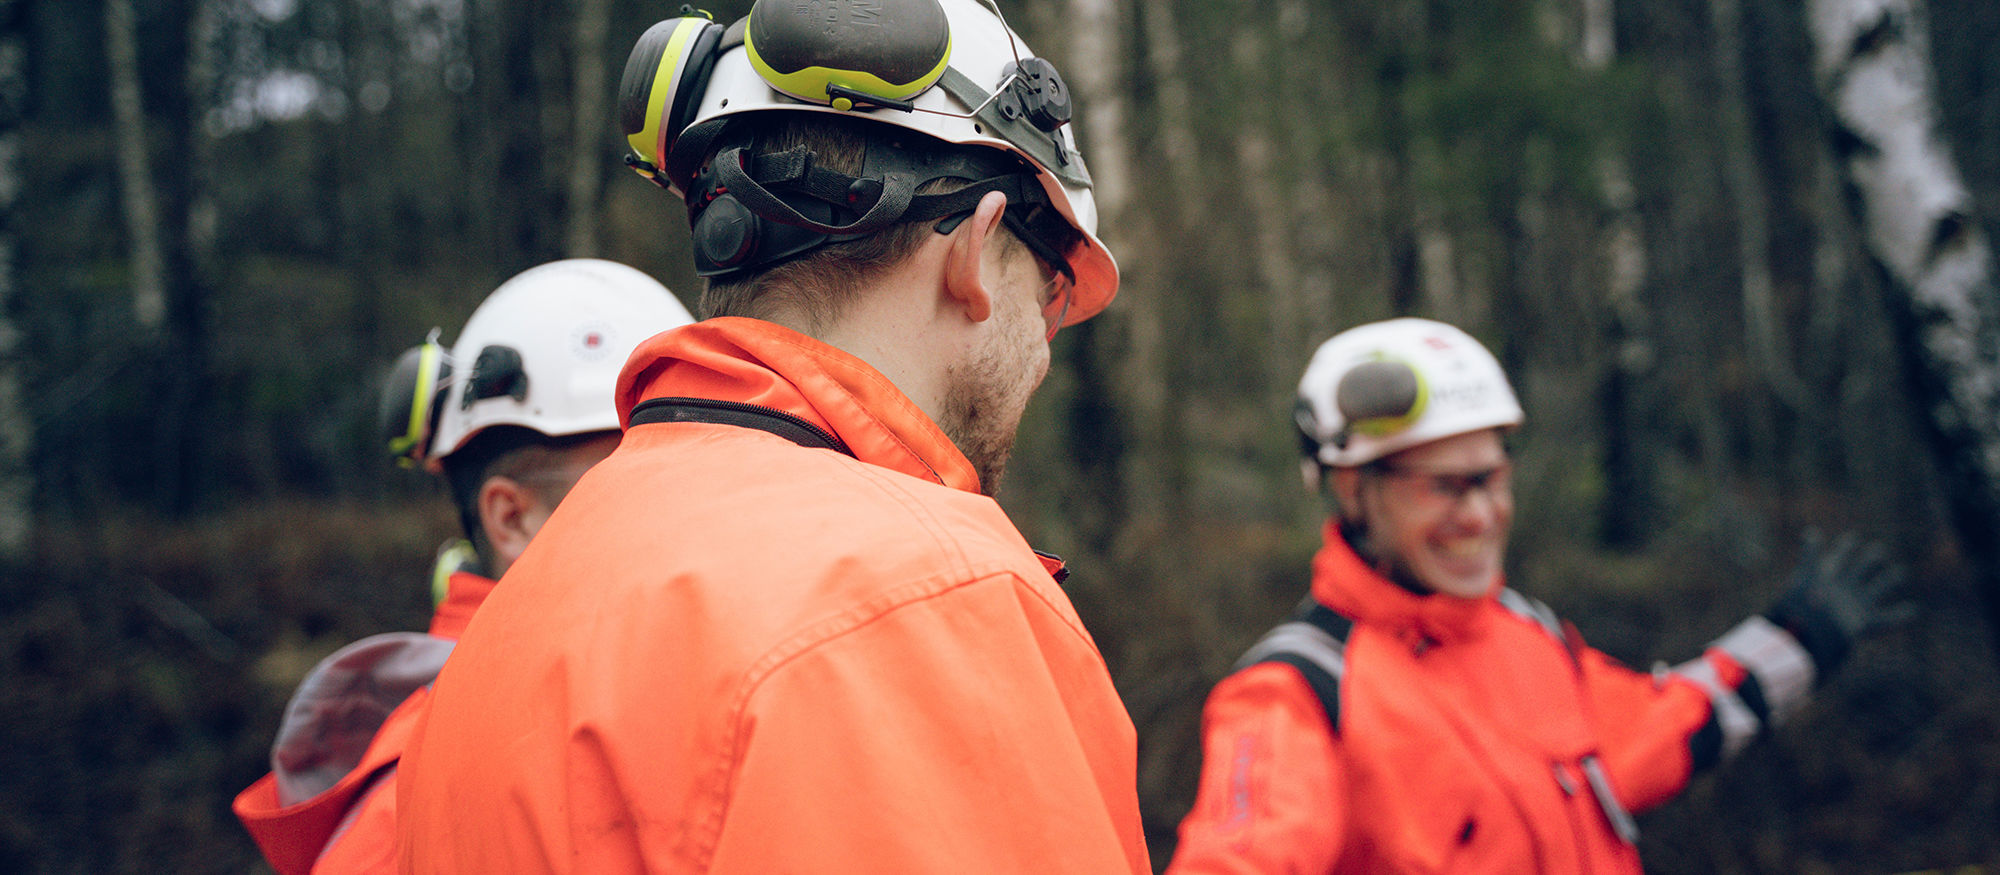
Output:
[1806, 0, 2000, 521]
[105, 0, 165, 330]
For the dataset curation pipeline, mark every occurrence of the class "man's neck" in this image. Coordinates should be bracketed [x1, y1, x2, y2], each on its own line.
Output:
[772, 277, 964, 432]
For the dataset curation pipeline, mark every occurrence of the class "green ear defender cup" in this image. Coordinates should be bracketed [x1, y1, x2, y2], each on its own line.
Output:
[744, 0, 951, 111]
[1336, 358, 1429, 439]
[619, 13, 727, 182]
[381, 336, 452, 467]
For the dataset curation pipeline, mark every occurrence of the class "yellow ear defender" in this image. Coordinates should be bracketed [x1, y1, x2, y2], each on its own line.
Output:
[430, 538, 480, 607]
[380, 331, 453, 468]
[617, 0, 956, 188]
[1335, 357, 1430, 443]
[743, 0, 951, 112]
[618, 10, 729, 187]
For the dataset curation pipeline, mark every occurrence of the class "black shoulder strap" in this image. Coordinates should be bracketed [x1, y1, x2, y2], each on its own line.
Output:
[627, 396, 855, 457]
[1234, 597, 1354, 732]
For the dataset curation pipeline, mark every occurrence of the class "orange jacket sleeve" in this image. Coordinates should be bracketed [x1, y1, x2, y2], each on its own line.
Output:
[1579, 614, 1816, 815]
[1576, 645, 1713, 814]
[1168, 661, 1345, 875]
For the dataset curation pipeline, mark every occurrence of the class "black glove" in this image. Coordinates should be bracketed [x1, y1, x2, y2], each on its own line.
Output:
[1764, 529, 1911, 677]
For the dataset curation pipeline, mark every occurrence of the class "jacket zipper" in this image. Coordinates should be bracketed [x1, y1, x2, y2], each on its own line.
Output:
[1552, 761, 1595, 875]
[628, 396, 852, 456]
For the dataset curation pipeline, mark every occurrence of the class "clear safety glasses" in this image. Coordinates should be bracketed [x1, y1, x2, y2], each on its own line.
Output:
[1369, 460, 1513, 508]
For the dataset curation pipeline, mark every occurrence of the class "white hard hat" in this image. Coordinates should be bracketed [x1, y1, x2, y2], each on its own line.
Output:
[387, 259, 693, 467]
[618, 0, 1116, 327]
[1295, 318, 1523, 473]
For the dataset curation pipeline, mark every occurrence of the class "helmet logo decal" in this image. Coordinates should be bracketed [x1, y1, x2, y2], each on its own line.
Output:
[573, 322, 617, 362]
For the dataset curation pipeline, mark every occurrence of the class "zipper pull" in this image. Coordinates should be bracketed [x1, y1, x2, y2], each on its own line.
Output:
[1551, 762, 1577, 796]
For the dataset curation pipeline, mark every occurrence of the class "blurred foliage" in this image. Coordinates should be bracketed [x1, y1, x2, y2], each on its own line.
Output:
[7, 0, 2000, 872]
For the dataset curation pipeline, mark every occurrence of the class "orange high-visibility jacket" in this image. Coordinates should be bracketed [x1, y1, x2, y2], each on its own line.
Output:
[1169, 520, 1816, 874]
[396, 318, 1149, 874]
[232, 571, 496, 875]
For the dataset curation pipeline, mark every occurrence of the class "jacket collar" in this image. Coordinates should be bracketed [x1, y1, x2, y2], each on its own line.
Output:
[1308, 517, 1496, 648]
[429, 571, 496, 640]
[616, 318, 981, 494]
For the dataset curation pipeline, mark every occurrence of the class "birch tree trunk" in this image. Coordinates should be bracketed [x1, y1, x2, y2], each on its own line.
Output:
[105, 0, 165, 331]
[1806, 0, 2000, 620]
[0, 0, 28, 555]
[564, 0, 611, 257]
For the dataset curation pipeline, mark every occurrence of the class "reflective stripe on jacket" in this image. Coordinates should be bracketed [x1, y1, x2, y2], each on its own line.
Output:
[395, 317, 1149, 874]
[1168, 520, 1813, 874]
[232, 571, 496, 875]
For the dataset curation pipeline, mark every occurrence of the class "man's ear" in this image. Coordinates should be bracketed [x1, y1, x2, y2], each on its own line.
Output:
[941, 190, 1010, 325]
[478, 476, 541, 574]
[1329, 468, 1364, 521]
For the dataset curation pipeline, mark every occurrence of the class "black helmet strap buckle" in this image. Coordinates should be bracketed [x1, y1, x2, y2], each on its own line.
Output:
[712, 143, 917, 237]
[688, 122, 1065, 278]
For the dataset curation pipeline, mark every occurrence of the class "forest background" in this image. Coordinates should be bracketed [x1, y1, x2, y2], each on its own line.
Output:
[6, 0, 2000, 872]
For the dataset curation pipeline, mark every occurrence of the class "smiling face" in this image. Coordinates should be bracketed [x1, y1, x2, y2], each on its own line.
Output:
[1333, 428, 1513, 599]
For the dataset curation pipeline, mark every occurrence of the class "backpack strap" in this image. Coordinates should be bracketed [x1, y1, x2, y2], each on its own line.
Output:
[1235, 597, 1354, 732]
[1498, 587, 1583, 668]
[627, 396, 855, 457]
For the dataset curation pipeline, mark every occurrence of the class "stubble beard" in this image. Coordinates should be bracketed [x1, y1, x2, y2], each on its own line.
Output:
[939, 298, 1045, 497]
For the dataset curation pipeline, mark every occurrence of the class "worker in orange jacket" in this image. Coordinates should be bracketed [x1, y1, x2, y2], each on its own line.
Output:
[1169, 318, 1905, 874]
[394, 1, 1146, 872]
[230, 259, 692, 875]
